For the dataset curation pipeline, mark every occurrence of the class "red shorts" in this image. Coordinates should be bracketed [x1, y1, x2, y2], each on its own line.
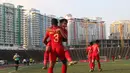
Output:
[49, 44, 66, 62]
[92, 53, 100, 61]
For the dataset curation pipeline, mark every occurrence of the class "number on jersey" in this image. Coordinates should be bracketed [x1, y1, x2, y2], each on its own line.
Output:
[54, 33, 59, 42]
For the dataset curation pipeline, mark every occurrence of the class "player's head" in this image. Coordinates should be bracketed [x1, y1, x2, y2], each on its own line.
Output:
[60, 19, 68, 28]
[15, 53, 18, 55]
[51, 18, 58, 26]
[88, 42, 93, 46]
[90, 42, 93, 46]
[95, 40, 99, 44]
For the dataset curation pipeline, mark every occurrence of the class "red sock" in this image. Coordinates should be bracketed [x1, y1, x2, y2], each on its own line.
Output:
[89, 61, 93, 69]
[92, 62, 95, 69]
[62, 64, 67, 73]
[65, 50, 72, 62]
[48, 67, 53, 73]
[44, 51, 49, 66]
[98, 62, 101, 69]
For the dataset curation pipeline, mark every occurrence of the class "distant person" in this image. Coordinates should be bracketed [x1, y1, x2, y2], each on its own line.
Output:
[112, 55, 115, 61]
[86, 42, 93, 72]
[91, 40, 102, 72]
[22, 59, 27, 65]
[29, 58, 33, 65]
[13, 53, 20, 71]
[32, 59, 35, 64]
[126, 56, 129, 60]
[118, 55, 121, 59]
[26, 58, 30, 66]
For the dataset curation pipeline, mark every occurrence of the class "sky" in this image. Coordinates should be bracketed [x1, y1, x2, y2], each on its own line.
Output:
[1, 0, 130, 38]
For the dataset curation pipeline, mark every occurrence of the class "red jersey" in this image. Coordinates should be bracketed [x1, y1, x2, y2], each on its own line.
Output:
[47, 41, 51, 46]
[86, 46, 92, 56]
[92, 44, 99, 55]
[61, 28, 67, 36]
[61, 27, 68, 42]
[46, 26, 64, 46]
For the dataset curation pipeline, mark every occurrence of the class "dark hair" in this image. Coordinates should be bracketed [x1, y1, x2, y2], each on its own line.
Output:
[90, 42, 93, 45]
[51, 18, 58, 26]
[95, 40, 99, 44]
[60, 19, 68, 24]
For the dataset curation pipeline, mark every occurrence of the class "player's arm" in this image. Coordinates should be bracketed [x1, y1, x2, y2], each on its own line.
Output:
[97, 47, 100, 54]
[43, 31, 49, 45]
[88, 49, 92, 56]
[56, 28, 67, 39]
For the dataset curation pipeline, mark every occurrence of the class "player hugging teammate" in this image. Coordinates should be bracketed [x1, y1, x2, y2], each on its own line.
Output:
[86, 40, 102, 72]
[43, 18, 77, 73]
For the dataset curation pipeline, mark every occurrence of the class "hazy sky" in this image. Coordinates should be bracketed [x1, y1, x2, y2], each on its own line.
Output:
[1, 0, 130, 38]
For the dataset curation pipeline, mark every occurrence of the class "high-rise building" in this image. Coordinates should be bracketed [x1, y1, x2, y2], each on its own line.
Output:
[65, 14, 106, 46]
[23, 11, 56, 49]
[84, 17, 106, 42]
[23, 8, 44, 49]
[23, 14, 29, 49]
[110, 20, 130, 39]
[15, 5, 24, 46]
[43, 14, 56, 36]
[0, 3, 24, 49]
[0, 4, 2, 45]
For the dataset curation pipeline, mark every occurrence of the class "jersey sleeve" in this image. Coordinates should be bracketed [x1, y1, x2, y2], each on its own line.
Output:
[45, 31, 49, 38]
[43, 31, 50, 45]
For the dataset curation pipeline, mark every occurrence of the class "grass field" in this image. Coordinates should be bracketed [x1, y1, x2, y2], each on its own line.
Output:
[1, 60, 130, 73]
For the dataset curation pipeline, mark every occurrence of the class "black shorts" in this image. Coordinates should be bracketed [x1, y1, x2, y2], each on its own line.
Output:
[15, 60, 19, 65]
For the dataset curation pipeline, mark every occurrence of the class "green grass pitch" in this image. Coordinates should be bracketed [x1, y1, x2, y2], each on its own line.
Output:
[1, 60, 130, 73]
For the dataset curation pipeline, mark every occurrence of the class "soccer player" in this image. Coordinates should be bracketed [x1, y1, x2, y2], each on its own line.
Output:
[86, 42, 93, 72]
[91, 40, 102, 72]
[112, 55, 115, 61]
[59, 19, 78, 66]
[42, 19, 77, 69]
[43, 18, 67, 73]
[13, 53, 20, 71]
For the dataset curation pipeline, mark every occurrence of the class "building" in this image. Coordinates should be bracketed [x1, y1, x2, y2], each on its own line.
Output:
[23, 8, 44, 49]
[0, 3, 24, 49]
[43, 14, 56, 36]
[23, 12, 56, 49]
[23, 14, 29, 49]
[110, 20, 130, 39]
[65, 14, 106, 46]
[15, 5, 24, 46]
[84, 17, 106, 43]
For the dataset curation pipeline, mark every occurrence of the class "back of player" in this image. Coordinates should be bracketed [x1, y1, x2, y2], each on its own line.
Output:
[50, 26, 66, 63]
[43, 18, 67, 73]
[92, 40, 102, 71]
